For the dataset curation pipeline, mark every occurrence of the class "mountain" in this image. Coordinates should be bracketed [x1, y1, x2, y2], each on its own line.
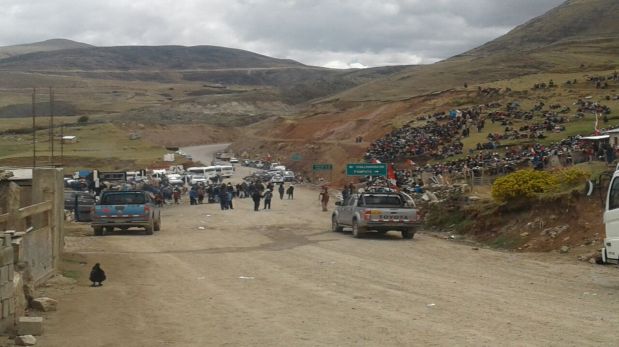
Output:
[469, 0, 619, 55]
[0, 38, 93, 59]
[0, 44, 305, 71]
[330, 0, 619, 102]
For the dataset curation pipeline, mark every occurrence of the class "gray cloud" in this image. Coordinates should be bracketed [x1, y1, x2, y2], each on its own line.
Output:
[0, 0, 565, 68]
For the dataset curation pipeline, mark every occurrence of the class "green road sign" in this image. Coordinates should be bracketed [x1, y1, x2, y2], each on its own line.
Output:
[312, 163, 333, 172]
[346, 163, 387, 176]
[291, 153, 303, 161]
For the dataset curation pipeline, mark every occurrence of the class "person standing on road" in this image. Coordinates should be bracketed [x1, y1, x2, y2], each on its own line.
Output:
[278, 183, 285, 200]
[252, 189, 262, 211]
[219, 184, 229, 210]
[319, 186, 330, 211]
[286, 184, 294, 199]
[189, 188, 198, 205]
[263, 189, 273, 209]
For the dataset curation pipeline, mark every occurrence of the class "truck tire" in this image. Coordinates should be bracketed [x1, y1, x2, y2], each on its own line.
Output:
[401, 230, 415, 239]
[145, 220, 154, 235]
[332, 216, 344, 232]
[93, 226, 103, 236]
[104, 226, 114, 234]
[154, 215, 161, 232]
[352, 219, 364, 238]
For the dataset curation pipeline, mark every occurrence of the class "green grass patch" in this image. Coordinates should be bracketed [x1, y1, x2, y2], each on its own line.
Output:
[62, 270, 81, 280]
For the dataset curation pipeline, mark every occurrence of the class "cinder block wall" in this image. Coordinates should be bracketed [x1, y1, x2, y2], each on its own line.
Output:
[0, 236, 16, 333]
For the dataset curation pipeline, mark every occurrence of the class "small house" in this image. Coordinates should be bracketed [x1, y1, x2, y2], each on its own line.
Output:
[61, 135, 78, 144]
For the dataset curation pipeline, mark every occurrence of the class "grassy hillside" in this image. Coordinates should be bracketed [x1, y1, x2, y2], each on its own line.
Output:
[0, 39, 93, 59]
[329, 0, 619, 102]
[0, 45, 304, 71]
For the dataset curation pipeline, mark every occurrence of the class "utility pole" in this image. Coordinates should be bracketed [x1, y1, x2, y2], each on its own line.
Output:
[60, 122, 64, 166]
[32, 88, 36, 168]
[49, 86, 55, 165]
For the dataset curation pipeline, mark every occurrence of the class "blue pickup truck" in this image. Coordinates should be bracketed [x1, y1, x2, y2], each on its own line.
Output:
[91, 190, 161, 236]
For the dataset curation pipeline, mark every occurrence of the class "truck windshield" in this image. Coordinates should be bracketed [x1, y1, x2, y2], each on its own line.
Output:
[101, 193, 146, 205]
[359, 195, 403, 207]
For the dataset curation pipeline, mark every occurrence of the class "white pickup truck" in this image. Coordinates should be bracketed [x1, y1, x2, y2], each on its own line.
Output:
[332, 192, 421, 239]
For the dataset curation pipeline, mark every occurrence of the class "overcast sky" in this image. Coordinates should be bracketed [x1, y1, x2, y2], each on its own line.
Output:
[0, 0, 566, 68]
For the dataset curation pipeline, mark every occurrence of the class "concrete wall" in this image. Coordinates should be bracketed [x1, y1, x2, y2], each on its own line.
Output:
[0, 236, 16, 334]
[17, 227, 54, 285]
[0, 168, 65, 334]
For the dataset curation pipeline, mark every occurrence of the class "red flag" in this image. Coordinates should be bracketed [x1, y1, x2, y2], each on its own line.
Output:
[387, 163, 398, 190]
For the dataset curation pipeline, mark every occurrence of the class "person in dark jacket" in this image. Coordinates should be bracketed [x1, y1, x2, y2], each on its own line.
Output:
[89, 263, 106, 287]
[286, 185, 294, 199]
[278, 183, 285, 200]
[263, 189, 273, 209]
[251, 190, 262, 211]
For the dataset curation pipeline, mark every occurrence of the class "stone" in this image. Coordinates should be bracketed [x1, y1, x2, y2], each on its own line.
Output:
[520, 232, 529, 237]
[15, 335, 37, 346]
[560, 246, 570, 254]
[589, 258, 597, 264]
[17, 316, 43, 336]
[31, 297, 58, 312]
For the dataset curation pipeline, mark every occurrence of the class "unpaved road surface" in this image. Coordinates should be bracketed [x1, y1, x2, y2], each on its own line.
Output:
[35, 147, 619, 347]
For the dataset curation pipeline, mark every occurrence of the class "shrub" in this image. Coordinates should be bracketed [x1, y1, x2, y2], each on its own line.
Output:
[77, 116, 89, 124]
[554, 168, 589, 186]
[492, 169, 558, 203]
[492, 168, 590, 203]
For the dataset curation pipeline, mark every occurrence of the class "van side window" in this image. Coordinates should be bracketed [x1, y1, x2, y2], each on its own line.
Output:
[609, 178, 619, 210]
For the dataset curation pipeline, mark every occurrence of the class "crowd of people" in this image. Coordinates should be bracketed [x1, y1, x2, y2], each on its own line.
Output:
[363, 94, 616, 189]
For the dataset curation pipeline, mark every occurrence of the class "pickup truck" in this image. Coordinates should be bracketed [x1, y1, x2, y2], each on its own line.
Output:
[332, 192, 420, 239]
[91, 190, 161, 236]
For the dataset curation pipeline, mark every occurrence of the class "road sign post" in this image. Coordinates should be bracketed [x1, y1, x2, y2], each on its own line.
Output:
[312, 163, 333, 184]
[346, 163, 387, 177]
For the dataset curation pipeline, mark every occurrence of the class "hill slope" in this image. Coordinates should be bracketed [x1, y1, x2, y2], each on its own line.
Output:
[0, 45, 304, 71]
[330, 0, 619, 102]
[0, 38, 93, 59]
[470, 0, 619, 55]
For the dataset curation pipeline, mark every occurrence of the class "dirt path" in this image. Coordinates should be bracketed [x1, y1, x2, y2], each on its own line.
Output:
[34, 155, 619, 346]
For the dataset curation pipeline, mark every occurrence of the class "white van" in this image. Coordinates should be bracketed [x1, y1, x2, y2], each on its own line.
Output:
[602, 170, 619, 264]
[217, 165, 234, 178]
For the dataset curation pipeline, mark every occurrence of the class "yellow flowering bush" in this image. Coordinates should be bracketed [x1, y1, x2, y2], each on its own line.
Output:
[554, 168, 589, 186]
[492, 168, 589, 203]
[492, 169, 558, 203]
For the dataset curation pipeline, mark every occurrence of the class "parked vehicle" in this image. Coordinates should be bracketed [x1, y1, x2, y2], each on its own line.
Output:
[271, 174, 284, 184]
[91, 190, 161, 236]
[602, 170, 619, 264]
[64, 190, 96, 222]
[331, 192, 420, 239]
[230, 157, 239, 164]
[283, 170, 295, 182]
[166, 173, 184, 185]
[190, 175, 208, 185]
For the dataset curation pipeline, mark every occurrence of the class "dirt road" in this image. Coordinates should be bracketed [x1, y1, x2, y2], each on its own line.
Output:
[35, 146, 619, 346]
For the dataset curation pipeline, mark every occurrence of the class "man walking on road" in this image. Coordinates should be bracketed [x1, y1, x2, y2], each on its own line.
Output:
[286, 184, 294, 199]
[252, 189, 262, 211]
[263, 189, 273, 210]
[278, 183, 285, 200]
[319, 186, 330, 211]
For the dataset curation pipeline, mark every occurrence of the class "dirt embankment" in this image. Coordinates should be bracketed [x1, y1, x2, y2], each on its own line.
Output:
[438, 192, 606, 260]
